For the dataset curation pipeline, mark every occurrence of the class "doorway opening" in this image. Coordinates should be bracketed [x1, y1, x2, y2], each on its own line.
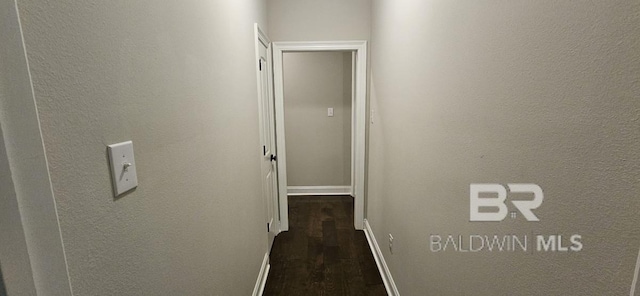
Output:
[273, 41, 368, 231]
[282, 51, 353, 197]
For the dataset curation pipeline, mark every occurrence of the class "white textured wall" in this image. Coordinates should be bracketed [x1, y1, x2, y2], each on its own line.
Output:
[14, 0, 268, 295]
[368, 0, 640, 294]
[284, 52, 351, 186]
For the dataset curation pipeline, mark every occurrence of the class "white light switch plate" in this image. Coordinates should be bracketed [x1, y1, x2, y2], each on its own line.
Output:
[328, 107, 334, 117]
[108, 141, 138, 196]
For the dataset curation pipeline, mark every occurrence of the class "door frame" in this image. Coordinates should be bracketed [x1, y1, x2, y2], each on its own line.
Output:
[272, 41, 368, 231]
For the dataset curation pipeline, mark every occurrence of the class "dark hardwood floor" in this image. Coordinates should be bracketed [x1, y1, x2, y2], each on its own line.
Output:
[263, 195, 387, 296]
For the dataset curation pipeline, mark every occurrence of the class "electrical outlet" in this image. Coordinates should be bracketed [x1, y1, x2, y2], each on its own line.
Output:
[389, 233, 394, 254]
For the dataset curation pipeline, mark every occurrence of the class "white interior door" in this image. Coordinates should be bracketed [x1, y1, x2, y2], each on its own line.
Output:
[255, 25, 279, 251]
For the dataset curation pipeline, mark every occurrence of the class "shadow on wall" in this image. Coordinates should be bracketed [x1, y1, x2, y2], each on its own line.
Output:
[0, 264, 6, 296]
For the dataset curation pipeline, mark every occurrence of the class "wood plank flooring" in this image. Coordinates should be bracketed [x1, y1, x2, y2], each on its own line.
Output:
[263, 195, 387, 296]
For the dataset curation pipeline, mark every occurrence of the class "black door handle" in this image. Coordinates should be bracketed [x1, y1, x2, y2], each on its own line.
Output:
[270, 154, 277, 162]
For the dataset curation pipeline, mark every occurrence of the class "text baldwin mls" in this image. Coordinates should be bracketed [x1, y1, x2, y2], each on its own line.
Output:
[429, 234, 582, 252]
[430, 184, 583, 253]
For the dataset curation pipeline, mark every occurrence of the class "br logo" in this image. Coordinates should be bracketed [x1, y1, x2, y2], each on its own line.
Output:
[469, 184, 543, 222]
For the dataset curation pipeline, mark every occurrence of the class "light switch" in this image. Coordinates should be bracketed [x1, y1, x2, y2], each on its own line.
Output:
[328, 108, 334, 117]
[107, 141, 138, 196]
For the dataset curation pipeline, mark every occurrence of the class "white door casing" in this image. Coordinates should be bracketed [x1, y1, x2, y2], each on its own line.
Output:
[273, 41, 368, 231]
[254, 24, 279, 251]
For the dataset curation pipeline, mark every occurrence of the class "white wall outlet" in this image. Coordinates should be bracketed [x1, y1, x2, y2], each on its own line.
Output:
[389, 233, 394, 254]
[107, 141, 138, 197]
[371, 109, 375, 124]
[327, 107, 334, 117]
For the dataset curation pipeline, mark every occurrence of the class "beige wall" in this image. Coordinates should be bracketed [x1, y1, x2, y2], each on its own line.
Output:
[0, 4, 37, 295]
[0, 1, 70, 295]
[267, 0, 371, 41]
[9, 0, 269, 295]
[368, 0, 640, 295]
[342, 52, 353, 186]
[0, 124, 36, 296]
[268, 0, 370, 189]
[284, 52, 352, 186]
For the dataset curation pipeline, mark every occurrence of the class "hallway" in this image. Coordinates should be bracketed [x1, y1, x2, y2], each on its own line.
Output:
[1, 1, 639, 295]
[264, 196, 386, 295]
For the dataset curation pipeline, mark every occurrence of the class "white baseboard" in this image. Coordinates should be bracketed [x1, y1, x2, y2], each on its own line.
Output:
[252, 252, 270, 296]
[363, 219, 400, 296]
[287, 186, 352, 196]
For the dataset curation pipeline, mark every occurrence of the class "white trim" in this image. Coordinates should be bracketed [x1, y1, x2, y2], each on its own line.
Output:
[273, 40, 367, 231]
[272, 43, 289, 231]
[252, 252, 270, 296]
[631, 246, 640, 296]
[350, 51, 356, 197]
[287, 186, 352, 196]
[363, 219, 399, 296]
